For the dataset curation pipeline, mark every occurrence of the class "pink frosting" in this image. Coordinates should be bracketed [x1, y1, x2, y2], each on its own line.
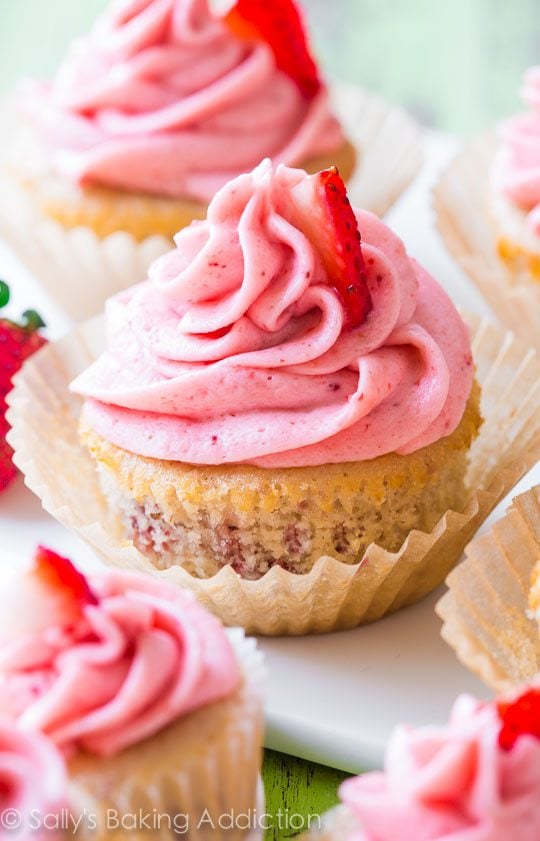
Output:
[72, 160, 473, 468]
[22, 0, 344, 202]
[493, 66, 540, 235]
[340, 695, 540, 841]
[0, 571, 241, 757]
[0, 722, 66, 841]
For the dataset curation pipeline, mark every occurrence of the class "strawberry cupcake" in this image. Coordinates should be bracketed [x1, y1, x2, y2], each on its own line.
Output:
[71, 159, 481, 616]
[1, 0, 357, 320]
[305, 686, 540, 841]
[435, 67, 540, 351]
[0, 722, 67, 841]
[491, 67, 540, 283]
[0, 547, 265, 840]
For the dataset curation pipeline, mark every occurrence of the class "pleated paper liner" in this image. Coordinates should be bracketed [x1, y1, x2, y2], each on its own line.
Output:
[297, 806, 357, 841]
[0, 84, 422, 322]
[437, 486, 540, 692]
[7, 312, 540, 636]
[434, 134, 540, 354]
[69, 629, 266, 841]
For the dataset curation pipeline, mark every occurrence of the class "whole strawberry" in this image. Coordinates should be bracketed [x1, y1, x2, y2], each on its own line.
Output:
[0, 281, 47, 493]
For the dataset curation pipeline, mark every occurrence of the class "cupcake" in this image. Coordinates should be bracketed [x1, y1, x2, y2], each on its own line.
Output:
[491, 67, 540, 284]
[438, 485, 540, 692]
[0, 0, 360, 321]
[17, 0, 354, 240]
[435, 68, 540, 352]
[304, 686, 540, 841]
[0, 546, 264, 840]
[71, 159, 480, 583]
[0, 721, 67, 841]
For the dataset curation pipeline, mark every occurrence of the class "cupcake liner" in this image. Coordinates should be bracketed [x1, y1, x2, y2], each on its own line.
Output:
[437, 486, 540, 692]
[7, 311, 540, 636]
[297, 806, 358, 841]
[0, 84, 421, 322]
[69, 629, 265, 841]
[434, 134, 540, 354]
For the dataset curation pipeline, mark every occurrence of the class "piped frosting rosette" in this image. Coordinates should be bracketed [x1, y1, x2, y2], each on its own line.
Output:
[73, 160, 473, 468]
[320, 689, 540, 841]
[22, 0, 344, 202]
[0, 548, 241, 757]
[492, 66, 540, 238]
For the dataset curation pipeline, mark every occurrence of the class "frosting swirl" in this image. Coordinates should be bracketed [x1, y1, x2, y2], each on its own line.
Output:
[0, 571, 240, 757]
[493, 66, 540, 236]
[0, 723, 66, 841]
[340, 695, 540, 841]
[72, 160, 473, 468]
[22, 0, 344, 202]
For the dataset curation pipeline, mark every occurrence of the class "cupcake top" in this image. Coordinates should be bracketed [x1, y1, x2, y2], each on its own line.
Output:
[492, 67, 540, 236]
[21, 0, 345, 202]
[73, 160, 474, 468]
[339, 688, 540, 841]
[0, 547, 241, 757]
[0, 722, 67, 841]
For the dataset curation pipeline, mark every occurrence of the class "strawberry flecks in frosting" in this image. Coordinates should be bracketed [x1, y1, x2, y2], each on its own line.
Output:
[0, 550, 241, 757]
[492, 66, 540, 236]
[72, 161, 473, 468]
[21, 0, 344, 202]
[339, 694, 540, 841]
[0, 723, 67, 841]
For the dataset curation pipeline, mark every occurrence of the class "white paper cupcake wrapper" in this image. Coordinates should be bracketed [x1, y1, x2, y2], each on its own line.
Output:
[7, 311, 540, 636]
[437, 485, 540, 692]
[298, 805, 358, 841]
[0, 83, 421, 322]
[434, 134, 540, 353]
[69, 628, 265, 841]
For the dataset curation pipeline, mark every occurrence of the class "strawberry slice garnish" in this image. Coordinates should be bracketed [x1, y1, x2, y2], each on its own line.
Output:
[0, 547, 98, 641]
[497, 687, 540, 750]
[225, 0, 321, 99]
[33, 546, 98, 610]
[0, 281, 47, 494]
[283, 167, 372, 329]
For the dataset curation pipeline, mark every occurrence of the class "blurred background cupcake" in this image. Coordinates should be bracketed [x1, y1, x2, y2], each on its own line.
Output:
[435, 65, 540, 352]
[0, 546, 265, 840]
[491, 67, 540, 284]
[0, 0, 354, 321]
[301, 685, 540, 841]
[0, 0, 423, 321]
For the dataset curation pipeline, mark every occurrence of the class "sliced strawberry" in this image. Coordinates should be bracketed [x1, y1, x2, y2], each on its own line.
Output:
[33, 547, 98, 608]
[0, 419, 16, 494]
[283, 167, 371, 328]
[497, 687, 540, 750]
[225, 0, 321, 99]
[0, 547, 98, 641]
[0, 281, 47, 494]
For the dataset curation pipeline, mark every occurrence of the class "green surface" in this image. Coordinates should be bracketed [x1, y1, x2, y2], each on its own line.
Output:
[262, 751, 349, 841]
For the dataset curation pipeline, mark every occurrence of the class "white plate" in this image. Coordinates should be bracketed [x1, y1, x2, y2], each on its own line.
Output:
[1, 133, 537, 773]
